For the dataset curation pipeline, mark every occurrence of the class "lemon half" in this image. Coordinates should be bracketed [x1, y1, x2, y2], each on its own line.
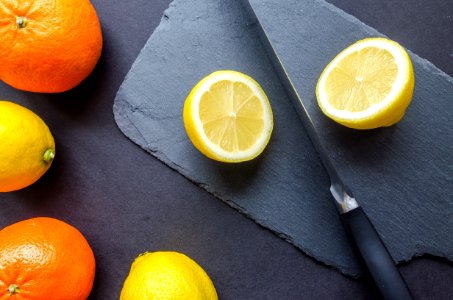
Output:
[316, 37, 414, 129]
[183, 70, 273, 162]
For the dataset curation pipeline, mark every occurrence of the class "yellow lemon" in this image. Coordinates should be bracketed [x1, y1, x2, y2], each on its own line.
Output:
[183, 70, 273, 162]
[316, 37, 414, 129]
[0, 101, 55, 192]
[120, 251, 218, 300]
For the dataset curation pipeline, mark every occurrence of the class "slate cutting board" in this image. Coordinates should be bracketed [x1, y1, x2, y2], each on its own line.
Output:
[245, 0, 453, 259]
[113, 0, 453, 276]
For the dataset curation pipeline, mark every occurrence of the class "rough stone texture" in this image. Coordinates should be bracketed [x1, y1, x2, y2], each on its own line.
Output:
[247, 0, 453, 261]
[113, 0, 452, 276]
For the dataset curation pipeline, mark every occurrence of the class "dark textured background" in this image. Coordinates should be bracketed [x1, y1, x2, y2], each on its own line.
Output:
[0, 0, 452, 299]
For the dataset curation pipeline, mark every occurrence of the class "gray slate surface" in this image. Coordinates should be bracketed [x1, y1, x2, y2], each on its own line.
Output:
[113, 0, 452, 276]
[247, 0, 453, 262]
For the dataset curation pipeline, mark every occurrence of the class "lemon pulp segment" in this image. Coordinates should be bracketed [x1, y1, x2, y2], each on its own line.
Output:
[324, 47, 398, 112]
[316, 38, 414, 129]
[199, 80, 265, 152]
[184, 70, 273, 162]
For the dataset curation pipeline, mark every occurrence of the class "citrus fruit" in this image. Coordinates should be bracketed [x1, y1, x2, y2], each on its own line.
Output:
[0, 0, 103, 93]
[120, 251, 218, 300]
[183, 70, 273, 162]
[0, 101, 55, 192]
[316, 37, 414, 129]
[0, 217, 96, 300]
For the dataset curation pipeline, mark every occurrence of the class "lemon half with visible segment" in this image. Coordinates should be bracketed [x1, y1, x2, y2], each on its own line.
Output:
[183, 70, 273, 162]
[316, 37, 414, 129]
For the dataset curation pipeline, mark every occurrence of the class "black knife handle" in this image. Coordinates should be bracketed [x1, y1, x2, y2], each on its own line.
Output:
[342, 207, 413, 300]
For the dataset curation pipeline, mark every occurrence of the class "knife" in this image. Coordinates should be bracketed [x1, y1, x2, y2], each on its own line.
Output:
[242, 1, 414, 299]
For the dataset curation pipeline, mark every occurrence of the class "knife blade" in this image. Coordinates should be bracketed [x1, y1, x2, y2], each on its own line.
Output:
[242, 1, 413, 299]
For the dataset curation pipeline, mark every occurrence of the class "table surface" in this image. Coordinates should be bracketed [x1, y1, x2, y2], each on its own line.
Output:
[0, 0, 452, 299]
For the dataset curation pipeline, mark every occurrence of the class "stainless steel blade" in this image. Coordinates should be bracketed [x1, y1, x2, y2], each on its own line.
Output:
[242, 1, 358, 214]
[241, 1, 417, 297]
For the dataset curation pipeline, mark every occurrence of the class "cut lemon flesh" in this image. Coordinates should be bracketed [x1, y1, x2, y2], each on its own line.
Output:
[316, 37, 414, 129]
[183, 70, 273, 162]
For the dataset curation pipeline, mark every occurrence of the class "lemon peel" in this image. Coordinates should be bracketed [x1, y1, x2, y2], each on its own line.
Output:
[0, 101, 55, 192]
[120, 251, 218, 300]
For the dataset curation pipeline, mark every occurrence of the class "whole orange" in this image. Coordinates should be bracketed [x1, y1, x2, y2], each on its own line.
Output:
[0, 217, 96, 300]
[0, 0, 103, 93]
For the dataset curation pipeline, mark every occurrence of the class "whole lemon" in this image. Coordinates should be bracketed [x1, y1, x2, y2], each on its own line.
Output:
[120, 251, 218, 300]
[0, 101, 55, 192]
